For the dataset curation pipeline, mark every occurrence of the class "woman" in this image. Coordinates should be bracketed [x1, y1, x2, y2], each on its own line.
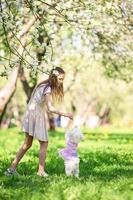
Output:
[4, 67, 73, 177]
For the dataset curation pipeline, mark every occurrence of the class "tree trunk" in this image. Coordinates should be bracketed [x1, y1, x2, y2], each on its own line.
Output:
[0, 67, 19, 124]
[47, 112, 56, 131]
[0, 17, 36, 127]
[19, 67, 37, 103]
[99, 103, 111, 125]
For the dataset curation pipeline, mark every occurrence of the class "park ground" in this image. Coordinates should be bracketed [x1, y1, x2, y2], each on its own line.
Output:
[0, 127, 133, 200]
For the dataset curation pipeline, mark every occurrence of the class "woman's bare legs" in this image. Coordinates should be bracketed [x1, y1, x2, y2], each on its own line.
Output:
[10, 133, 33, 171]
[38, 141, 48, 174]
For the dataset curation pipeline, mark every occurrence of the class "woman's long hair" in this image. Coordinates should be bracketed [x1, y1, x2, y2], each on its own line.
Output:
[49, 67, 65, 103]
[30, 67, 65, 103]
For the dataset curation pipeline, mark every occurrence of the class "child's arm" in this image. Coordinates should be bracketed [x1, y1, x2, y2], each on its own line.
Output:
[44, 93, 73, 120]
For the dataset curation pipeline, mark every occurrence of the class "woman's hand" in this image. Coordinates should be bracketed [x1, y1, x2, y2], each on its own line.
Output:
[45, 94, 73, 119]
[66, 112, 73, 120]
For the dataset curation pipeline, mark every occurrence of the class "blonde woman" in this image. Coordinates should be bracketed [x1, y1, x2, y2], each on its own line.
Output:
[5, 67, 73, 177]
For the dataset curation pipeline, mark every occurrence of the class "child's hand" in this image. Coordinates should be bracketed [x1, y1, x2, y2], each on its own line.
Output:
[66, 112, 73, 120]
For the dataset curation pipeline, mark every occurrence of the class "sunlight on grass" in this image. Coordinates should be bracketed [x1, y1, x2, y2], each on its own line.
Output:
[0, 127, 133, 200]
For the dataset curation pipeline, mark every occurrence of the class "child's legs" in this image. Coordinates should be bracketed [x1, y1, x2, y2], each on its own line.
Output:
[10, 133, 33, 170]
[65, 160, 73, 176]
[38, 140, 48, 173]
[73, 162, 79, 177]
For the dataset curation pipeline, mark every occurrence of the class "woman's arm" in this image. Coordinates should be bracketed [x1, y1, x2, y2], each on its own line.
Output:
[44, 93, 73, 119]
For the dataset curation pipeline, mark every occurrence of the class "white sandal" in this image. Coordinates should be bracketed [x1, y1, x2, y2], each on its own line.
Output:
[37, 171, 49, 177]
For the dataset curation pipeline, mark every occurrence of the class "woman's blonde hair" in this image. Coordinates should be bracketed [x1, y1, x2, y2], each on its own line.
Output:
[49, 67, 65, 103]
[30, 67, 65, 103]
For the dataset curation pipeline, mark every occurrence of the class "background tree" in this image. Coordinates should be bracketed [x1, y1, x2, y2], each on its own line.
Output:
[0, 0, 132, 127]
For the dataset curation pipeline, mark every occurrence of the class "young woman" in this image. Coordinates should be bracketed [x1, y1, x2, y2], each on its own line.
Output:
[4, 67, 73, 177]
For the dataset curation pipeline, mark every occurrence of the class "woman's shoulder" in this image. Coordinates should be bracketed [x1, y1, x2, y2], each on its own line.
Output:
[38, 82, 51, 94]
[36, 80, 48, 89]
[39, 82, 51, 89]
[32, 82, 49, 95]
[30, 82, 51, 100]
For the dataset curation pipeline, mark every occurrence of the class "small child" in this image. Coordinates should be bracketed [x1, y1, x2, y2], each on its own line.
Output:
[59, 126, 84, 177]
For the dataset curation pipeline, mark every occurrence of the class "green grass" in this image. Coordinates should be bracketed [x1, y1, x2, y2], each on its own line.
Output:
[0, 127, 133, 200]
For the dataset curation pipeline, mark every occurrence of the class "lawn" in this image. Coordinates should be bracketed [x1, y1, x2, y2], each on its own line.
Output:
[0, 127, 133, 200]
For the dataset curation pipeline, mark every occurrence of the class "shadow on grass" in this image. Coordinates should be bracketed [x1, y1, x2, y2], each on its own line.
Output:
[79, 150, 133, 181]
[1, 128, 133, 200]
[1, 149, 133, 184]
[0, 156, 66, 200]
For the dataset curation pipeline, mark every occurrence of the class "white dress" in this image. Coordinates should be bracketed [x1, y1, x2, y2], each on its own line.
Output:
[22, 83, 51, 141]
